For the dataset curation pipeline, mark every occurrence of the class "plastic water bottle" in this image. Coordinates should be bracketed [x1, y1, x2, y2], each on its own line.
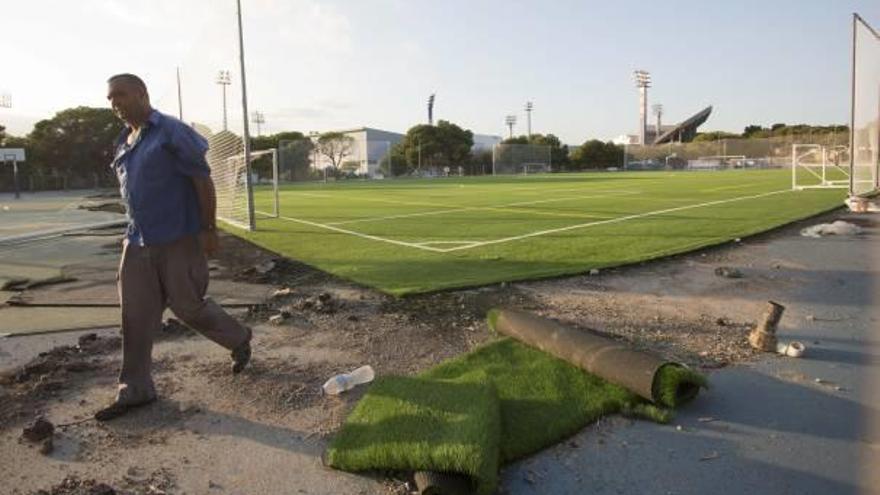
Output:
[322, 365, 375, 395]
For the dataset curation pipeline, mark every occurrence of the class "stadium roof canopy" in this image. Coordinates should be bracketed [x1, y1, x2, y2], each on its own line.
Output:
[654, 106, 713, 144]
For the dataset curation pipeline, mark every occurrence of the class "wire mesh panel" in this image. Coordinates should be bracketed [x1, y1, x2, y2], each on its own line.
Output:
[851, 14, 880, 196]
[492, 144, 551, 175]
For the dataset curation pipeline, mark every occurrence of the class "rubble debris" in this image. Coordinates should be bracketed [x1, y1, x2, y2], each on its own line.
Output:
[748, 301, 784, 352]
[776, 341, 805, 358]
[271, 287, 294, 298]
[39, 437, 54, 455]
[588, 269, 600, 276]
[255, 260, 276, 274]
[269, 314, 286, 325]
[2, 276, 78, 291]
[22, 416, 54, 442]
[714, 266, 743, 279]
[77, 333, 98, 347]
[800, 220, 862, 238]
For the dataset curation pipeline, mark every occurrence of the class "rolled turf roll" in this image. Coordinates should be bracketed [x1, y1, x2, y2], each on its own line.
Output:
[487, 308, 706, 407]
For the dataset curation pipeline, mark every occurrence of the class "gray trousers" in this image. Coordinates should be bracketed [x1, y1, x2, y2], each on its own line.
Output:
[115, 234, 249, 404]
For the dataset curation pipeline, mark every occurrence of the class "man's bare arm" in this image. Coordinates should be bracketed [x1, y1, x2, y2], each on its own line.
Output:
[191, 175, 219, 255]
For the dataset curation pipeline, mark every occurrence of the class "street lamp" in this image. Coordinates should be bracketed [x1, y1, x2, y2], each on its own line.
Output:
[633, 70, 651, 145]
[216, 70, 231, 131]
[505, 115, 517, 139]
[525, 101, 533, 140]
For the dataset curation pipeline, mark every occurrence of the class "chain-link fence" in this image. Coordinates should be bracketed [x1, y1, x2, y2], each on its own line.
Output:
[626, 133, 849, 171]
[492, 144, 552, 175]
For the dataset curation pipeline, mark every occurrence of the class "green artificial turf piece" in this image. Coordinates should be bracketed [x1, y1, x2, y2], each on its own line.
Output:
[325, 373, 501, 495]
[652, 364, 709, 408]
[232, 170, 845, 295]
[328, 339, 708, 493]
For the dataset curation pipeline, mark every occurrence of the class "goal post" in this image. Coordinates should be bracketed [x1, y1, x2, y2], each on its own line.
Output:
[792, 144, 850, 190]
[850, 13, 880, 197]
[492, 144, 552, 175]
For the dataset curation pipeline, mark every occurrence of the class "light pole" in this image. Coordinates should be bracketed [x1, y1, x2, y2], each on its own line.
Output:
[427, 93, 435, 125]
[216, 70, 231, 131]
[251, 111, 265, 137]
[309, 131, 320, 173]
[505, 115, 517, 139]
[652, 103, 663, 142]
[525, 101, 533, 140]
[633, 70, 651, 145]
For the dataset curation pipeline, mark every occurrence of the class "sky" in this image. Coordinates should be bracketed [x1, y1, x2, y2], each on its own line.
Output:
[1, 0, 878, 144]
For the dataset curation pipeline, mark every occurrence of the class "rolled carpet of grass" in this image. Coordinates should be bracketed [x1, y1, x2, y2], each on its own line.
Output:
[326, 338, 705, 494]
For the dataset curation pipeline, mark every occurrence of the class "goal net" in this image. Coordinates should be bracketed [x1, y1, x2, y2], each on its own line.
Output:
[198, 125, 277, 229]
[850, 14, 880, 197]
[792, 144, 850, 190]
[492, 144, 551, 175]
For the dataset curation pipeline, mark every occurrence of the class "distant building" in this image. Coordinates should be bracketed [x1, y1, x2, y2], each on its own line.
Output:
[314, 127, 404, 176]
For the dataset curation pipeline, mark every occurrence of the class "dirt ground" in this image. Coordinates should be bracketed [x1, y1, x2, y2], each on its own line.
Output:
[0, 208, 857, 494]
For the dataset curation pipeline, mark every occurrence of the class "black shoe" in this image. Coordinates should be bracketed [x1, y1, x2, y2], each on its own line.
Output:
[231, 329, 252, 374]
[94, 397, 156, 421]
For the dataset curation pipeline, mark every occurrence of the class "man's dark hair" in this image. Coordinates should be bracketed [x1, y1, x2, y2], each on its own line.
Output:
[107, 73, 148, 93]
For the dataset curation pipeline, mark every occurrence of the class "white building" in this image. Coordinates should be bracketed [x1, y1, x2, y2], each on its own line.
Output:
[314, 127, 404, 177]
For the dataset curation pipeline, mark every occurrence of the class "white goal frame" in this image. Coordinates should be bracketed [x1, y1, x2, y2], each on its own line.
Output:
[791, 144, 850, 190]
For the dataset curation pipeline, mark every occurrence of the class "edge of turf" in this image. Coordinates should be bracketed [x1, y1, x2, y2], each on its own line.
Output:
[225, 199, 845, 298]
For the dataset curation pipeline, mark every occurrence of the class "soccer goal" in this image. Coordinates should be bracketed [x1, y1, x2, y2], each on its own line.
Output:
[850, 13, 880, 197]
[492, 144, 551, 175]
[792, 144, 850, 190]
[688, 155, 747, 170]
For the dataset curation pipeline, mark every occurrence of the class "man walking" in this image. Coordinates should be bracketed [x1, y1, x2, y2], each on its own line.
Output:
[97, 73, 252, 421]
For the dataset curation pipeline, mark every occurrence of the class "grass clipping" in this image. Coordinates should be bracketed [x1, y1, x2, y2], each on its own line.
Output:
[327, 335, 706, 494]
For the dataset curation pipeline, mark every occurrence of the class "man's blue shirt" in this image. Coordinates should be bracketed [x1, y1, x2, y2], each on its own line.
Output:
[111, 110, 211, 246]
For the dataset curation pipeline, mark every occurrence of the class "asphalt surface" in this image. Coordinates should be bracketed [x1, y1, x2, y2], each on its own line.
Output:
[502, 213, 880, 495]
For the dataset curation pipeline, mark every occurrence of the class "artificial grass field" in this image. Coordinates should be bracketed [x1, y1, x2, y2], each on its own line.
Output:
[326, 337, 707, 494]
[230, 169, 845, 295]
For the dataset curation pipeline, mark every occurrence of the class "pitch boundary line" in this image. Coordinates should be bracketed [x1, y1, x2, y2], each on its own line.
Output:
[254, 210, 446, 253]
[326, 190, 637, 226]
[256, 189, 792, 255]
[435, 189, 793, 252]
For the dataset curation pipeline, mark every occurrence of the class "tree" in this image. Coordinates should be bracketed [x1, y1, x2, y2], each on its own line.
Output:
[693, 131, 739, 142]
[28, 107, 122, 188]
[394, 120, 474, 174]
[571, 140, 623, 169]
[251, 131, 308, 179]
[316, 132, 354, 171]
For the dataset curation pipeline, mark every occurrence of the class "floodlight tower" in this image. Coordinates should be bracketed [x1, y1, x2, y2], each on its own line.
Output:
[525, 101, 533, 139]
[634, 70, 651, 145]
[652, 103, 663, 142]
[251, 111, 265, 136]
[505, 115, 517, 139]
[216, 69, 231, 131]
[428, 93, 436, 125]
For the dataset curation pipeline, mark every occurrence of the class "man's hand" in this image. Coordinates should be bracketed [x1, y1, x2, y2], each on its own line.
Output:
[199, 229, 219, 257]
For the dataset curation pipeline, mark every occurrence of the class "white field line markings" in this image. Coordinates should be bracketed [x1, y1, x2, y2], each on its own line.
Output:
[326, 190, 636, 226]
[254, 210, 446, 253]
[436, 189, 793, 253]
[703, 182, 776, 192]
